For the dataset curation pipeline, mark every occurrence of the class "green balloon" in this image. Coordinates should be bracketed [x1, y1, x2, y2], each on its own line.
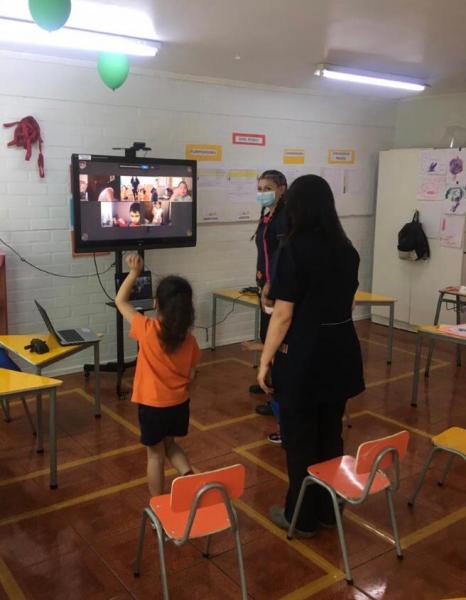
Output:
[97, 53, 130, 91]
[29, 0, 71, 32]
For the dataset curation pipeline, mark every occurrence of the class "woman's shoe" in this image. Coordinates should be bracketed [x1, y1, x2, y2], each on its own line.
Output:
[267, 431, 282, 445]
[268, 506, 316, 538]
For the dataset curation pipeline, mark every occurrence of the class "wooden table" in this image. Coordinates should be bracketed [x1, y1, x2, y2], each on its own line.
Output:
[0, 368, 62, 488]
[411, 325, 466, 406]
[425, 286, 466, 376]
[211, 289, 397, 363]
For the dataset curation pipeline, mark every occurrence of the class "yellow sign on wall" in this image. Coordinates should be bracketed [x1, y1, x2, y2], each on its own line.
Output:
[185, 144, 223, 161]
[283, 148, 305, 164]
[328, 149, 355, 164]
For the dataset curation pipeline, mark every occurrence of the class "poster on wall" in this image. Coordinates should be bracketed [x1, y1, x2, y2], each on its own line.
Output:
[283, 148, 305, 164]
[328, 149, 355, 164]
[228, 169, 257, 201]
[443, 185, 466, 215]
[185, 144, 223, 161]
[232, 132, 266, 146]
[321, 167, 344, 196]
[417, 201, 442, 238]
[416, 150, 447, 200]
[439, 215, 465, 248]
[446, 151, 466, 186]
[197, 167, 228, 188]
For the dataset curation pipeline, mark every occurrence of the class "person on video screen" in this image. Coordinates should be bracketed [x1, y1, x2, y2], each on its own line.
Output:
[131, 176, 140, 198]
[79, 175, 88, 201]
[151, 182, 159, 202]
[138, 186, 148, 202]
[169, 181, 192, 202]
[98, 187, 115, 202]
[129, 202, 145, 227]
[152, 201, 164, 225]
[121, 185, 130, 201]
[113, 217, 127, 227]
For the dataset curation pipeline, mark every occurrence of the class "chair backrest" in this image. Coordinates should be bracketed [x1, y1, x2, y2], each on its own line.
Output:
[355, 430, 410, 474]
[170, 464, 246, 512]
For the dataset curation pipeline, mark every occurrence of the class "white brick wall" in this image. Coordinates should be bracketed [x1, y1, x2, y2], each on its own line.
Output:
[0, 53, 396, 375]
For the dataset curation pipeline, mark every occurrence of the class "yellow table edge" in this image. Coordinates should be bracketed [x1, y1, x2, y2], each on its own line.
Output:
[417, 324, 466, 341]
[0, 368, 62, 395]
[0, 334, 98, 367]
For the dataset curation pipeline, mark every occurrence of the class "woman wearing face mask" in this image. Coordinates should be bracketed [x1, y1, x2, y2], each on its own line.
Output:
[248, 170, 287, 441]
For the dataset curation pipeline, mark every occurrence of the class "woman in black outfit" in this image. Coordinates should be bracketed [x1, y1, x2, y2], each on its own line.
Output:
[249, 170, 287, 417]
[257, 174, 365, 535]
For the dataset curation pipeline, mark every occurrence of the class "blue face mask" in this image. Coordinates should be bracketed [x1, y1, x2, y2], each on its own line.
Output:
[256, 191, 276, 207]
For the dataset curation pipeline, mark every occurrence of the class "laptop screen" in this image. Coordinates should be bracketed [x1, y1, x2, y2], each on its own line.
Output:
[34, 300, 59, 339]
[115, 271, 153, 301]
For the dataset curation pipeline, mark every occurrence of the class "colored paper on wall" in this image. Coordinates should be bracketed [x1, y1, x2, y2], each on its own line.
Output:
[328, 149, 355, 164]
[443, 185, 466, 215]
[439, 215, 465, 248]
[197, 167, 228, 187]
[417, 201, 442, 238]
[283, 148, 305, 164]
[185, 144, 222, 161]
[232, 132, 266, 146]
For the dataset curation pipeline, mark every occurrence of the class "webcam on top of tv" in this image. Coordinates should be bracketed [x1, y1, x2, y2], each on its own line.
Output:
[112, 142, 152, 159]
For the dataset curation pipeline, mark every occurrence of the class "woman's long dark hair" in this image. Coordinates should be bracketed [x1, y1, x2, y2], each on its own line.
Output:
[251, 170, 288, 240]
[285, 174, 349, 247]
[155, 276, 195, 354]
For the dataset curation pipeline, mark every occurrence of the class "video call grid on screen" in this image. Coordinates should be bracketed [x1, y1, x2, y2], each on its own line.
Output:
[72, 154, 196, 252]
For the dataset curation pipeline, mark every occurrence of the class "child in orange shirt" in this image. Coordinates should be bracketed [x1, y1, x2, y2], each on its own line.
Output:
[115, 254, 202, 495]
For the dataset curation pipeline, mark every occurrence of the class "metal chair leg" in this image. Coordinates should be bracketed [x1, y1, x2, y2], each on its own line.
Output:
[438, 453, 455, 486]
[234, 528, 248, 600]
[287, 477, 312, 539]
[1, 397, 10, 422]
[331, 490, 353, 583]
[385, 489, 403, 558]
[20, 396, 37, 436]
[152, 516, 170, 600]
[203, 535, 212, 558]
[133, 509, 149, 577]
[408, 446, 439, 506]
[426, 292, 444, 377]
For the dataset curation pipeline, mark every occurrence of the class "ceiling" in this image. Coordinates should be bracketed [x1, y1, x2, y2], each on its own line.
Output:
[1, 0, 466, 98]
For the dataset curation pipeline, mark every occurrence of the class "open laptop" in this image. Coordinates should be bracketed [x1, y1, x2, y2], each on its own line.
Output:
[114, 270, 154, 311]
[34, 300, 100, 346]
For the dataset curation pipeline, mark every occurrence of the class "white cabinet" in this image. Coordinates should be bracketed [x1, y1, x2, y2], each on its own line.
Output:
[372, 149, 465, 330]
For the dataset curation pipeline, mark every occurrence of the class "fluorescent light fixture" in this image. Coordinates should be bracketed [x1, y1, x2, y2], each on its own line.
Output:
[315, 64, 426, 91]
[0, 17, 160, 57]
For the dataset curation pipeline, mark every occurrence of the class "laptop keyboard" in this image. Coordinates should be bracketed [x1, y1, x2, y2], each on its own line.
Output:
[59, 329, 85, 342]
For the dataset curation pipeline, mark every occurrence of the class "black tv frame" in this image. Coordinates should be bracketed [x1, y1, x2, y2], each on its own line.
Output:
[71, 153, 197, 254]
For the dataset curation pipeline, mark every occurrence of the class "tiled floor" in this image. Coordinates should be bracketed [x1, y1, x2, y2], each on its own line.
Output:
[0, 320, 465, 599]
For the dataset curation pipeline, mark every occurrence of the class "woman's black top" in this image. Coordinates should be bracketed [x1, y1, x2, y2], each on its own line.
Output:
[269, 231, 365, 407]
[255, 204, 287, 289]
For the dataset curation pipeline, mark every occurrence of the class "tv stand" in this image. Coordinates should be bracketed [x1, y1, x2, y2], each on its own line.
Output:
[83, 249, 145, 399]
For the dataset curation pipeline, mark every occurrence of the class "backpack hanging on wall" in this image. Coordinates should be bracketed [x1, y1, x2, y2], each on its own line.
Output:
[397, 210, 430, 261]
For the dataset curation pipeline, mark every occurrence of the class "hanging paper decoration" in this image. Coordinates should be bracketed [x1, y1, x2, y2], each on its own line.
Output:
[3, 116, 45, 178]
[28, 0, 72, 32]
[97, 53, 130, 90]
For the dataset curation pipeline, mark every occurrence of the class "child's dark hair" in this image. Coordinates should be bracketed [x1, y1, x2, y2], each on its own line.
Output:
[251, 170, 288, 240]
[156, 276, 195, 354]
[130, 202, 141, 214]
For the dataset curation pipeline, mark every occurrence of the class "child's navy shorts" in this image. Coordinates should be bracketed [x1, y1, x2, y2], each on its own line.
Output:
[138, 399, 190, 446]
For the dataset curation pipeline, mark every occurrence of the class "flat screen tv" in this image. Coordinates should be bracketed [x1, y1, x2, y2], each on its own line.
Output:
[71, 153, 197, 253]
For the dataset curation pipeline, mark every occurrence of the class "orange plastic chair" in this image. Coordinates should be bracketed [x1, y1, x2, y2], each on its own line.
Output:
[408, 427, 465, 506]
[134, 464, 248, 600]
[288, 430, 410, 584]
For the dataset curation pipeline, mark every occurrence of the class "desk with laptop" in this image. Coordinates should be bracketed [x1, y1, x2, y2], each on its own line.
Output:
[0, 302, 102, 489]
